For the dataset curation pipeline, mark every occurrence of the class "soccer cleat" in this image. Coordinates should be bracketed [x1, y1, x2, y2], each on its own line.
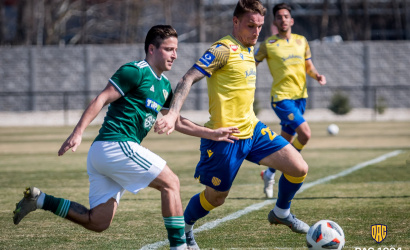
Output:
[261, 170, 275, 198]
[268, 210, 309, 234]
[13, 187, 41, 225]
[185, 230, 200, 250]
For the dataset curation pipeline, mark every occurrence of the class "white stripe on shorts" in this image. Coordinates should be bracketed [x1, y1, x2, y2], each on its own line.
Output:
[119, 141, 152, 170]
[87, 141, 166, 209]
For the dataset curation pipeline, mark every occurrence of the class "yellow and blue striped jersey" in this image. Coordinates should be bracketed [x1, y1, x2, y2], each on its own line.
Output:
[255, 33, 311, 102]
[194, 35, 259, 139]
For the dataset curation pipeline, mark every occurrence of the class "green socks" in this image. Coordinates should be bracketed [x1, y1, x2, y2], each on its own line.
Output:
[42, 194, 71, 218]
[164, 216, 186, 247]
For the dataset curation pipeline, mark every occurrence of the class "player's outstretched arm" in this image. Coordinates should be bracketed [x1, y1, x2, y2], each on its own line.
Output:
[165, 112, 240, 143]
[58, 83, 121, 156]
[154, 67, 205, 135]
[305, 59, 326, 85]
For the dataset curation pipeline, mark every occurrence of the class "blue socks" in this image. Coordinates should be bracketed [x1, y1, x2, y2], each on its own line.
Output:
[276, 173, 305, 209]
[184, 192, 215, 226]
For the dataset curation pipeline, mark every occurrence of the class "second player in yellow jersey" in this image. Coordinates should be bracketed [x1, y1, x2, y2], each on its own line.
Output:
[255, 3, 326, 199]
[256, 33, 311, 102]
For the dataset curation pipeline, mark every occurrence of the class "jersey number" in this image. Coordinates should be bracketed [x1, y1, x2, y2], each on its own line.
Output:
[261, 127, 276, 141]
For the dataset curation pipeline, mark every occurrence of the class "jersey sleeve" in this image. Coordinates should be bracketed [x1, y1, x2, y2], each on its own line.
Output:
[109, 65, 142, 96]
[304, 37, 312, 60]
[193, 44, 230, 77]
[254, 41, 267, 63]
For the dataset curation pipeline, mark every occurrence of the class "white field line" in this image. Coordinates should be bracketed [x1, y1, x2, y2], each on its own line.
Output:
[140, 150, 403, 250]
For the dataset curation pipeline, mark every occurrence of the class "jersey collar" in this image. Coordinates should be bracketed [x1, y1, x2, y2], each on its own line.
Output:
[144, 60, 162, 80]
[229, 34, 252, 53]
[275, 33, 292, 43]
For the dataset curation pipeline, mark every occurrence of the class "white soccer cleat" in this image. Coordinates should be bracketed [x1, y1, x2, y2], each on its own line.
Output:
[261, 170, 275, 198]
[13, 187, 41, 225]
[268, 210, 309, 234]
[185, 230, 200, 250]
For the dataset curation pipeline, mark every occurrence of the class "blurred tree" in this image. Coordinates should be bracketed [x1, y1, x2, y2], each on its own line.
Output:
[0, 0, 409, 46]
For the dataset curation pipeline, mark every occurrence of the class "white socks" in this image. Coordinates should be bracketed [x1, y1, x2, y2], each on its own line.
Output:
[185, 223, 194, 233]
[36, 192, 45, 209]
[265, 169, 275, 179]
[273, 205, 290, 219]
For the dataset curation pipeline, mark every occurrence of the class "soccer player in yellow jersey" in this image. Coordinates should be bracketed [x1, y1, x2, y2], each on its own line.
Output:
[155, 0, 310, 247]
[255, 3, 326, 199]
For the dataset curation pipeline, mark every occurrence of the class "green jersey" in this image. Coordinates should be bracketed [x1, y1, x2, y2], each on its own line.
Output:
[94, 60, 173, 144]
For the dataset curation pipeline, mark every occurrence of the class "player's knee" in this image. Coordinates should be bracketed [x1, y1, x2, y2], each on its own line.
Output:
[210, 196, 226, 207]
[92, 221, 111, 232]
[297, 160, 308, 177]
[298, 132, 311, 145]
[304, 132, 311, 143]
[163, 171, 181, 193]
[206, 191, 228, 207]
[85, 216, 112, 232]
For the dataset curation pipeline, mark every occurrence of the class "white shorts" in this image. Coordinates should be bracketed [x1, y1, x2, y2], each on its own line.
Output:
[87, 141, 166, 209]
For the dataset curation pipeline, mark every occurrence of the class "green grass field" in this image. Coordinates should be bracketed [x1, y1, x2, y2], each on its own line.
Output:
[1, 121, 409, 249]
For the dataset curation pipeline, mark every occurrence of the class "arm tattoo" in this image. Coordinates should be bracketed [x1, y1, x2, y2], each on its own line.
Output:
[170, 67, 205, 113]
[70, 201, 89, 215]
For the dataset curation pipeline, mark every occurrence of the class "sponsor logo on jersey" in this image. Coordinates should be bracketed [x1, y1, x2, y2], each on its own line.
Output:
[163, 89, 169, 100]
[212, 176, 221, 186]
[207, 149, 213, 158]
[245, 68, 256, 78]
[150, 85, 155, 92]
[281, 54, 303, 62]
[371, 224, 387, 243]
[199, 51, 215, 67]
[230, 45, 238, 51]
[269, 39, 277, 43]
[239, 53, 244, 60]
[146, 98, 162, 113]
[144, 113, 155, 129]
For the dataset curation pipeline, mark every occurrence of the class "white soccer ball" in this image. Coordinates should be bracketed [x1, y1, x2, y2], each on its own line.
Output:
[306, 220, 345, 250]
[327, 124, 339, 135]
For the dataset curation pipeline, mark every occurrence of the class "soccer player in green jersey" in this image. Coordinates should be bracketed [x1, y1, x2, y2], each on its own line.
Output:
[13, 25, 239, 250]
[255, 3, 326, 198]
[155, 1, 311, 248]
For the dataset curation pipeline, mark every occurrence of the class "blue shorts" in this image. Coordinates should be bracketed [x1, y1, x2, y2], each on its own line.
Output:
[271, 98, 307, 136]
[194, 121, 288, 192]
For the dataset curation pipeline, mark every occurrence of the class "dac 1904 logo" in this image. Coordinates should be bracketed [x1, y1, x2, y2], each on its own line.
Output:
[355, 224, 401, 250]
[371, 224, 387, 243]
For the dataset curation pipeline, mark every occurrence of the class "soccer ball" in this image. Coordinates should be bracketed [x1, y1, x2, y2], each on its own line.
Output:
[327, 124, 339, 135]
[306, 220, 345, 250]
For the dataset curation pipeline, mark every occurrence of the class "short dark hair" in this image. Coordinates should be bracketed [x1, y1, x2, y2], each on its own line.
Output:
[233, 0, 266, 19]
[144, 25, 178, 54]
[273, 3, 291, 17]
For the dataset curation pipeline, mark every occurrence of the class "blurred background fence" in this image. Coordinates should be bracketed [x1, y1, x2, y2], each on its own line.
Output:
[1, 0, 410, 123]
[1, 42, 409, 113]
